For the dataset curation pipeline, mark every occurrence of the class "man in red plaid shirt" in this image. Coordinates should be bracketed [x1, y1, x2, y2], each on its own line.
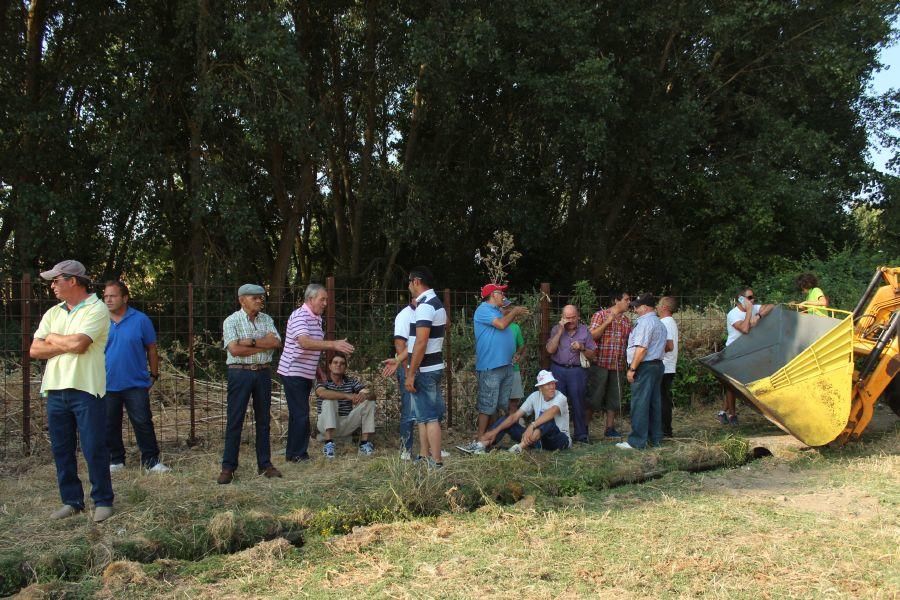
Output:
[588, 291, 632, 438]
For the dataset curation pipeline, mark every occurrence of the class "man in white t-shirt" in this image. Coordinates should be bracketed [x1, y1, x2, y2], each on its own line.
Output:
[720, 287, 774, 424]
[658, 296, 679, 438]
[459, 370, 571, 454]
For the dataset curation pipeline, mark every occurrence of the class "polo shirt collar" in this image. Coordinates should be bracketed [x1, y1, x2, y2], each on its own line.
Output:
[59, 294, 98, 314]
[415, 288, 434, 303]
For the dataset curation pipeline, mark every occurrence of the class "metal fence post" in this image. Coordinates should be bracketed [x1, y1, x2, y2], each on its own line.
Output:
[20, 275, 32, 454]
[325, 276, 335, 366]
[188, 282, 196, 445]
[540, 282, 550, 370]
[443, 288, 453, 427]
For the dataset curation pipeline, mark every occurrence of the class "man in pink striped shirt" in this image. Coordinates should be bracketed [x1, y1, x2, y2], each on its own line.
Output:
[277, 284, 354, 462]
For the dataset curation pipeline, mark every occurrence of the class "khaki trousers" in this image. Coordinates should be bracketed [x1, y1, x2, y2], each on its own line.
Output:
[316, 400, 375, 440]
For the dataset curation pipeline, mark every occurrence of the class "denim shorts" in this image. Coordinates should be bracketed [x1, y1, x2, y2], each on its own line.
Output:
[476, 364, 513, 415]
[412, 370, 444, 424]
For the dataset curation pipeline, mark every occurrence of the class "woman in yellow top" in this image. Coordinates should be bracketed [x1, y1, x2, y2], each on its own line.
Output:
[796, 273, 828, 316]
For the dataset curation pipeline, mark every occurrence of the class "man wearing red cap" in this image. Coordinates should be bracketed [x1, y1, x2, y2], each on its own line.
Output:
[459, 283, 529, 452]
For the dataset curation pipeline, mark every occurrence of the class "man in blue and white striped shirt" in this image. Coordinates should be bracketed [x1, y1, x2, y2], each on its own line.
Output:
[404, 267, 447, 467]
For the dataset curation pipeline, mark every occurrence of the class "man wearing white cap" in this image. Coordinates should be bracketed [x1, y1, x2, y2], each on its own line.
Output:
[459, 370, 572, 454]
[218, 284, 282, 484]
[30, 260, 114, 522]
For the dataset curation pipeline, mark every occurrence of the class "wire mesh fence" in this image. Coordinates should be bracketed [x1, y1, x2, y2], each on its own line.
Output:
[0, 277, 726, 458]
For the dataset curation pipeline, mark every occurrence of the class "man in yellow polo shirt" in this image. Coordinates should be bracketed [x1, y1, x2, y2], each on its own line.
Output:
[29, 260, 114, 522]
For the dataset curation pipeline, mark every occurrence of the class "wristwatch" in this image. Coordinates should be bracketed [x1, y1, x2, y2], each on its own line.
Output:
[250, 338, 257, 347]
[628, 367, 636, 373]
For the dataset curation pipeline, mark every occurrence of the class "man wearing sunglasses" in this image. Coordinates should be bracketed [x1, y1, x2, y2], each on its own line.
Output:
[721, 287, 774, 425]
[30, 260, 114, 522]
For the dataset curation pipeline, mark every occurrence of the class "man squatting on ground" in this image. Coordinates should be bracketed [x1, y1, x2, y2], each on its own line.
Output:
[720, 286, 773, 425]
[587, 291, 632, 439]
[218, 284, 282, 484]
[30, 260, 115, 522]
[404, 267, 447, 466]
[316, 353, 376, 458]
[474, 370, 572, 453]
[459, 283, 529, 453]
[658, 296, 679, 438]
[103, 280, 170, 473]
[546, 304, 597, 444]
[278, 283, 355, 462]
[617, 293, 668, 450]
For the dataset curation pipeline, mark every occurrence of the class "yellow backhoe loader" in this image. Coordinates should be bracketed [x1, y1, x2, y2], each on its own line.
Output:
[700, 266, 899, 446]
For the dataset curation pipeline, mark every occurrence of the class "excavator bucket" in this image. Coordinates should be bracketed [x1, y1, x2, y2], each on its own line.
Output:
[699, 306, 855, 446]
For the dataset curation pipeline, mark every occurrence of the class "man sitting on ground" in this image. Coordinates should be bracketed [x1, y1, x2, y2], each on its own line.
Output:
[316, 353, 375, 458]
[459, 370, 572, 454]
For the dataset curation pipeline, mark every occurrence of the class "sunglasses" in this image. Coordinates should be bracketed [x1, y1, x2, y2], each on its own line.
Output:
[745, 295, 755, 300]
[49, 276, 72, 285]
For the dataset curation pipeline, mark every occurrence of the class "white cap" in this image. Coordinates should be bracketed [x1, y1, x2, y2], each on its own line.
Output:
[534, 369, 557, 387]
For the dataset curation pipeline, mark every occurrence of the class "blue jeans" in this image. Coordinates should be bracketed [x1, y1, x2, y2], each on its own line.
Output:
[476, 364, 513, 415]
[222, 368, 273, 471]
[411, 370, 444, 424]
[397, 368, 414, 451]
[105, 387, 161, 468]
[550, 364, 589, 442]
[627, 360, 664, 449]
[489, 419, 570, 451]
[47, 389, 114, 508]
[281, 375, 313, 460]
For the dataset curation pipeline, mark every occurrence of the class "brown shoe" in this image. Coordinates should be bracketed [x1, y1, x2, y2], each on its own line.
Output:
[258, 466, 282, 478]
[217, 469, 234, 485]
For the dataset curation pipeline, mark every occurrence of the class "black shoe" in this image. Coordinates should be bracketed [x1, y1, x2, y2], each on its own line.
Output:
[286, 454, 311, 463]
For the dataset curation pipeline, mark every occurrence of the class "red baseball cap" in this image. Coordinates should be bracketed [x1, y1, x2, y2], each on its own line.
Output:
[481, 283, 508, 298]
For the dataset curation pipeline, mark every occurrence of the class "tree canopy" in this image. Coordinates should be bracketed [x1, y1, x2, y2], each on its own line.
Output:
[2, 0, 899, 297]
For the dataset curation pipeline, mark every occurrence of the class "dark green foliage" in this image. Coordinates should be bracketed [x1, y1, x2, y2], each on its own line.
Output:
[1, 1, 897, 296]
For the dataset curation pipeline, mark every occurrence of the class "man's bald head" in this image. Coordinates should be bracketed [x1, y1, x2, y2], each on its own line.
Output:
[562, 304, 579, 329]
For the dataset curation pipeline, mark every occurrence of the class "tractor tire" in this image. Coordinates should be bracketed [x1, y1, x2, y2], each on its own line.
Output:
[884, 376, 900, 418]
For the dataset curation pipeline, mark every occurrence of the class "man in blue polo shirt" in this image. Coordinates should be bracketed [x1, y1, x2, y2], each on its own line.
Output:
[103, 281, 170, 473]
[459, 283, 529, 454]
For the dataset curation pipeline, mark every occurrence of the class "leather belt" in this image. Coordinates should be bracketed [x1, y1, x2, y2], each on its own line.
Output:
[228, 364, 270, 371]
[551, 361, 580, 369]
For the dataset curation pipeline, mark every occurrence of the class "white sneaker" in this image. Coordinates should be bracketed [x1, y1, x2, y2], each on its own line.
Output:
[456, 440, 485, 455]
[109, 463, 125, 473]
[508, 444, 523, 454]
[615, 441, 634, 450]
[400, 450, 412, 461]
[440, 450, 450, 458]
[148, 463, 171, 474]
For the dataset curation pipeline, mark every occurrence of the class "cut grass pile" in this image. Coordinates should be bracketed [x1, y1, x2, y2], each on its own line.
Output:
[1, 406, 897, 598]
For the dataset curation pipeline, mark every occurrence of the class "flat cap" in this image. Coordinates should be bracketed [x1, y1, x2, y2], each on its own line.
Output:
[238, 283, 266, 297]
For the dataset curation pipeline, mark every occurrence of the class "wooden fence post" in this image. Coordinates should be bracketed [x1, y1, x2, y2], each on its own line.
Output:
[540, 282, 550, 370]
[325, 276, 336, 367]
[443, 288, 453, 428]
[21, 274, 32, 454]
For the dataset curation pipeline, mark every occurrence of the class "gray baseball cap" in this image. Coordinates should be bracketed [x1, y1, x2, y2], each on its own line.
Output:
[238, 283, 266, 297]
[40, 260, 87, 280]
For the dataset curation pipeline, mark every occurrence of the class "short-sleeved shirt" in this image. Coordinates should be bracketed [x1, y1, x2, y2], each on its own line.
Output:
[35, 294, 110, 397]
[316, 376, 366, 417]
[408, 289, 446, 373]
[548, 323, 596, 366]
[510, 322, 524, 372]
[726, 304, 761, 346]
[223, 309, 280, 365]
[626, 312, 668, 364]
[589, 308, 632, 370]
[519, 389, 571, 446]
[393, 304, 416, 359]
[105, 307, 157, 391]
[277, 303, 322, 378]
[474, 301, 515, 371]
[805, 287, 827, 316]
[660, 315, 678, 374]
